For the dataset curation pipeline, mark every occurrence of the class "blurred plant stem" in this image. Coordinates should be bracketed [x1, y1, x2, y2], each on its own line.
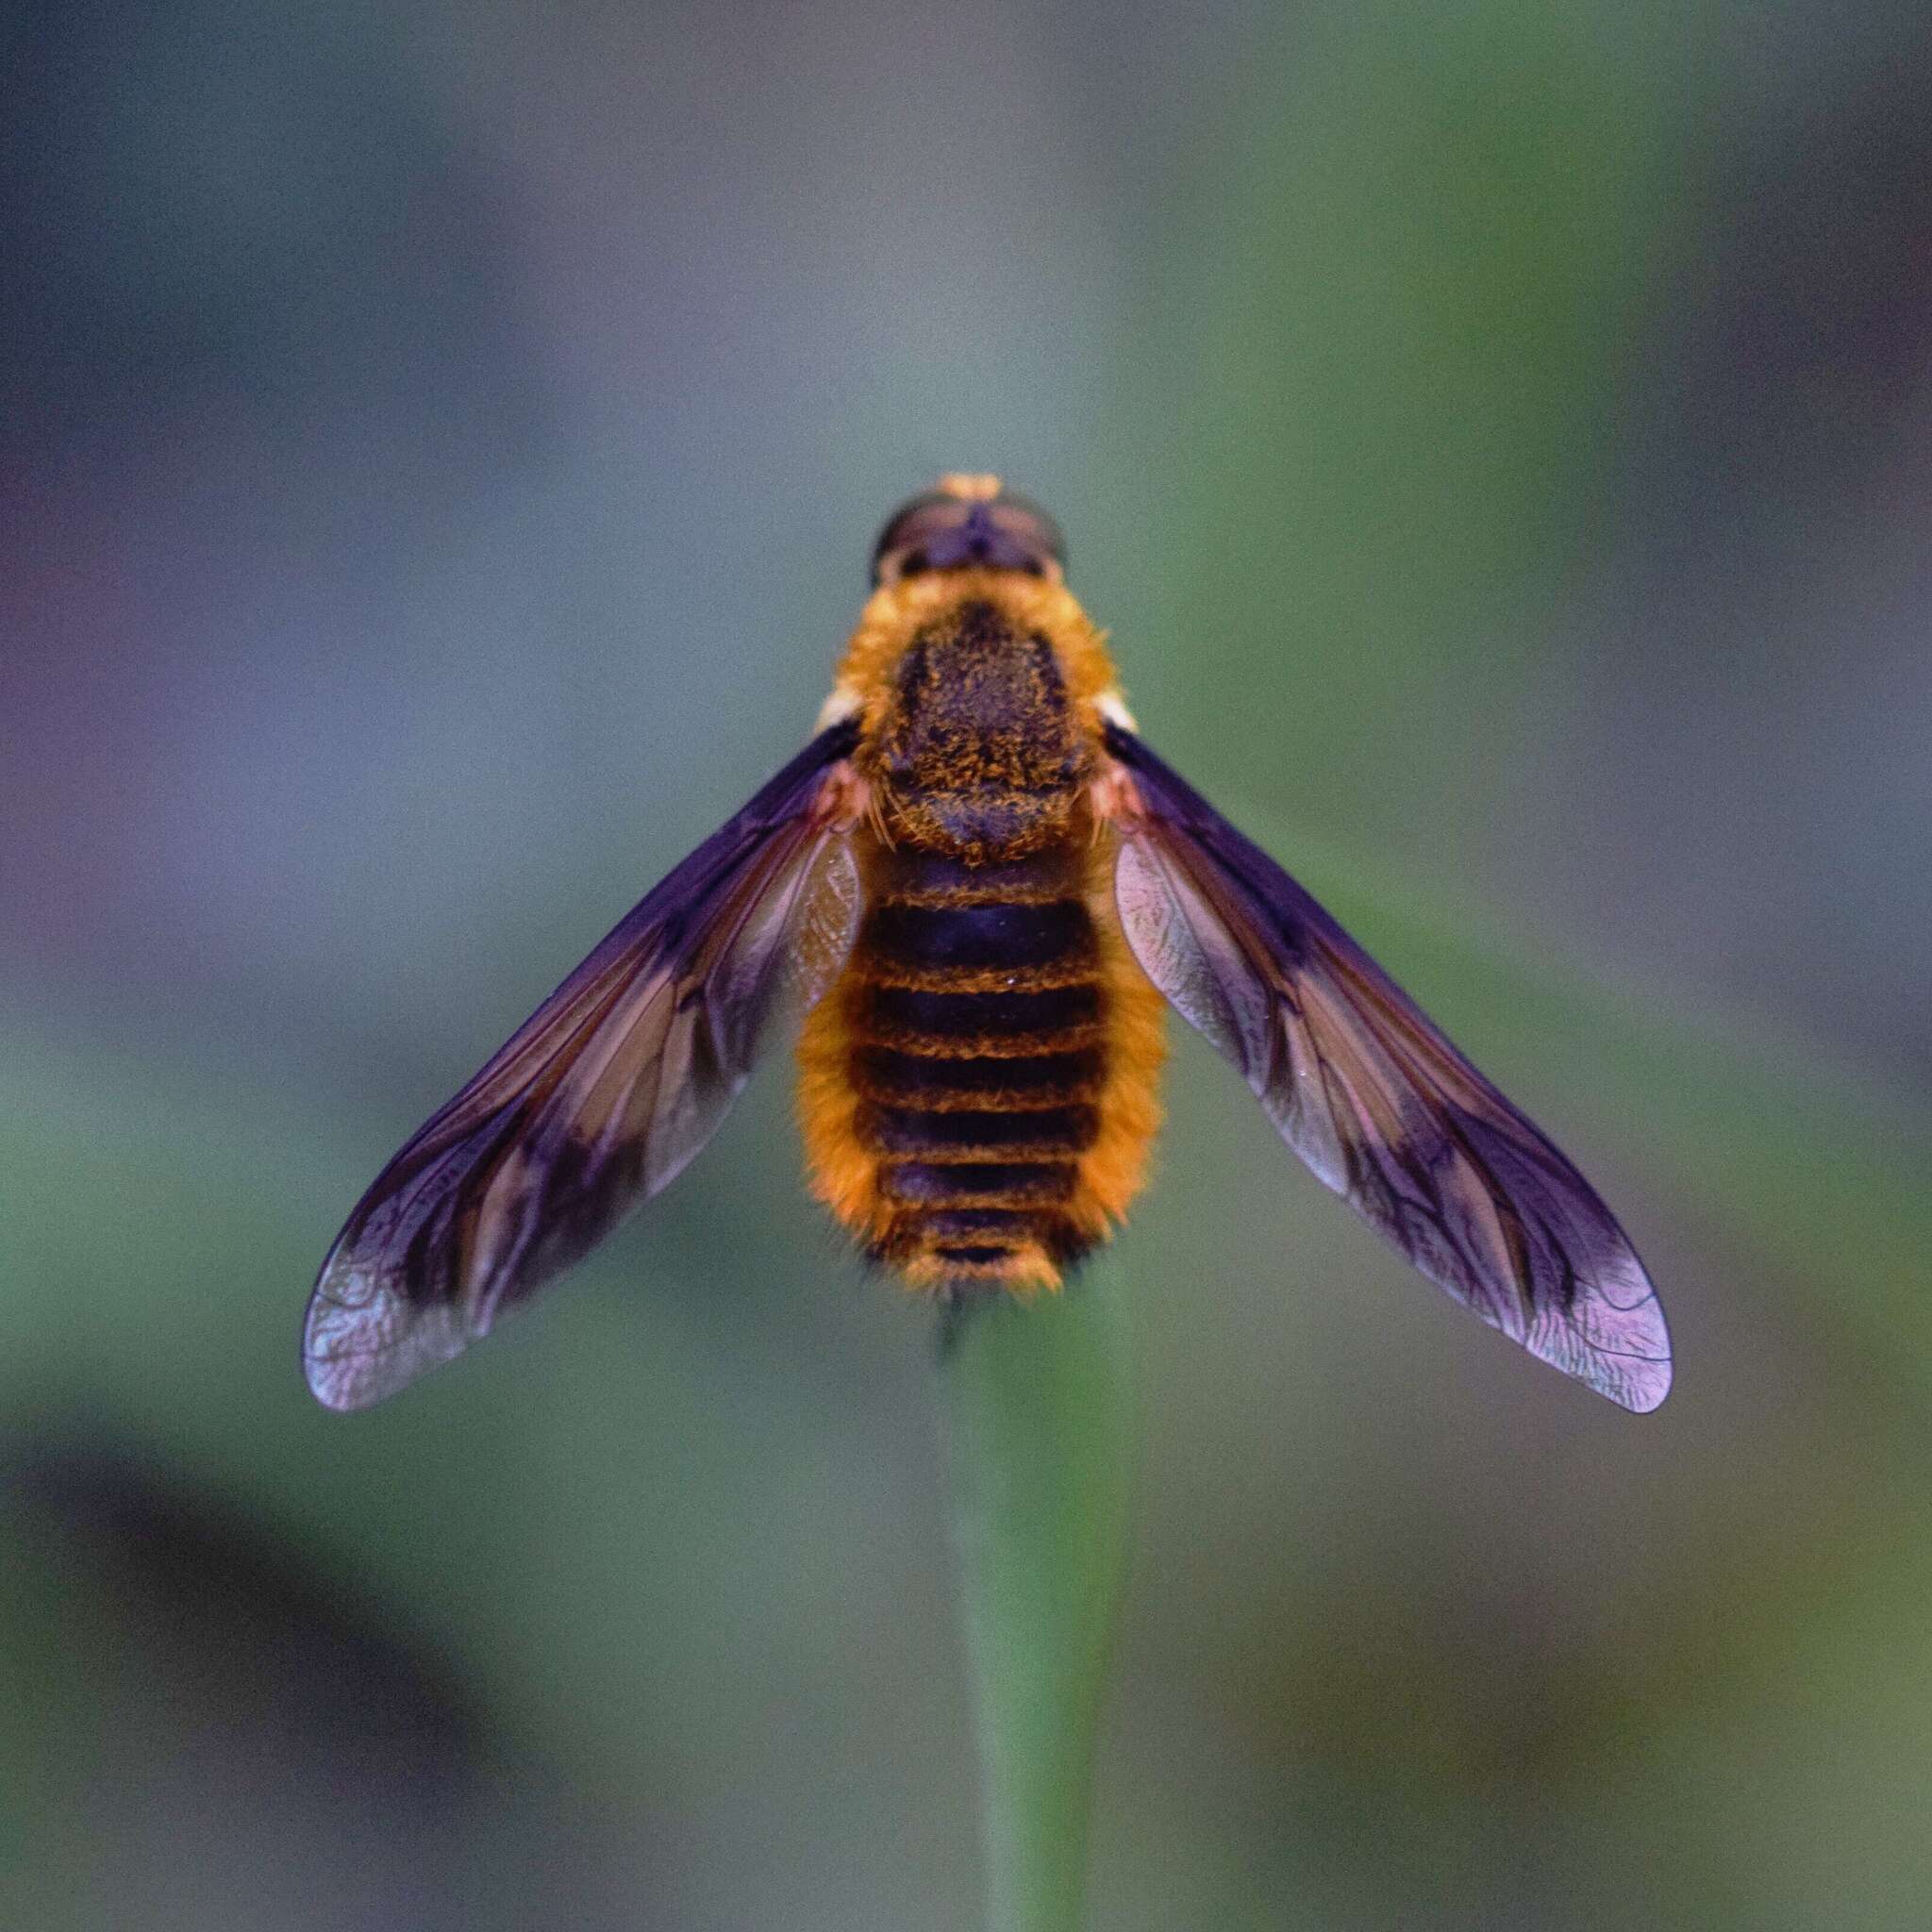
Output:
[941, 1265, 1136, 1932]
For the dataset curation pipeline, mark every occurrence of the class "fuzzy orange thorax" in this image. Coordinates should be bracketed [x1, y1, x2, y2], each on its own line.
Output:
[819, 569, 1123, 745]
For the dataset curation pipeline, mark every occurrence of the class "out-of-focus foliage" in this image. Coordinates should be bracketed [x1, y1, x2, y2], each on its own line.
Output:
[5, 2, 1931, 1926]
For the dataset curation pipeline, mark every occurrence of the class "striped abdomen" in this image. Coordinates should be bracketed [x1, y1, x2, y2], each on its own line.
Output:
[796, 590, 1164, 1291]
[798, 843, 1165, 1291]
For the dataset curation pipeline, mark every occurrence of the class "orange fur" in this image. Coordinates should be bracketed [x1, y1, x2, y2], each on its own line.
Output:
[796, 988, 877, 1231]
[795, 569, 1165, 1296]
[1065, 842, 1167, 1244]
[823, 569, 1122, 750]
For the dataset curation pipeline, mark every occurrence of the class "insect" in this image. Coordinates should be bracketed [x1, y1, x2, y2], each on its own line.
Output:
[306, 475, 1672, 1413]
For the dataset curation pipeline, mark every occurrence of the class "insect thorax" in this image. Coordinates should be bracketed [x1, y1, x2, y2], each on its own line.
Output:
[868, 599, 1087, 862]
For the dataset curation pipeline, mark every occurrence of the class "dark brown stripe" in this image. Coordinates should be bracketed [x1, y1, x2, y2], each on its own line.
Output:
[858, 1102, 1098, 1158]
[871, 1203, 1096, 1271]
[921, 1207, 1039, 1241]
[885, 850, 1074, 905]
[854, 1044, 1105, 1108]
[862, 983, 1100, 1043]
[858, 955, 1095, 996]
[863, 898, 1092, 972]
[935, 1245, 1015, 1266]
[880, 1160, 1075, 1208]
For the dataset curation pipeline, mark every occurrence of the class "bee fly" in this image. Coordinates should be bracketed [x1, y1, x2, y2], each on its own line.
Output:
[306, 475, 1672, 1412]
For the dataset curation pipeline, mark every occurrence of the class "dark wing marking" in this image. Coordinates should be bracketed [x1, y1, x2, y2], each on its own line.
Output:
[1106, 723, 1671, 1412]
[304, 722, 863, 1410]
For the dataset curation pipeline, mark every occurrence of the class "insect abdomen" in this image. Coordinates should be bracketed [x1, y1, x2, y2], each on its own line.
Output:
[798, 846, 1165, 1291]
[858, 851, 1100, 1280]
[796, 583, 1164, 1291]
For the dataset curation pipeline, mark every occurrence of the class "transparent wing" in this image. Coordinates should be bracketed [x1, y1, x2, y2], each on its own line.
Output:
[304, 723, 863, 1410]
[1106, 724, 1671, 1412]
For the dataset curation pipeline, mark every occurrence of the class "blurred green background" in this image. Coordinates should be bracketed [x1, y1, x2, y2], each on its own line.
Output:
[5, 2, 1931, 1925]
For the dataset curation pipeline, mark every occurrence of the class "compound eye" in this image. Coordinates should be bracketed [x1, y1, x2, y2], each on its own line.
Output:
[871, 493, 950, 586]
[992, 497, 1066, 576]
